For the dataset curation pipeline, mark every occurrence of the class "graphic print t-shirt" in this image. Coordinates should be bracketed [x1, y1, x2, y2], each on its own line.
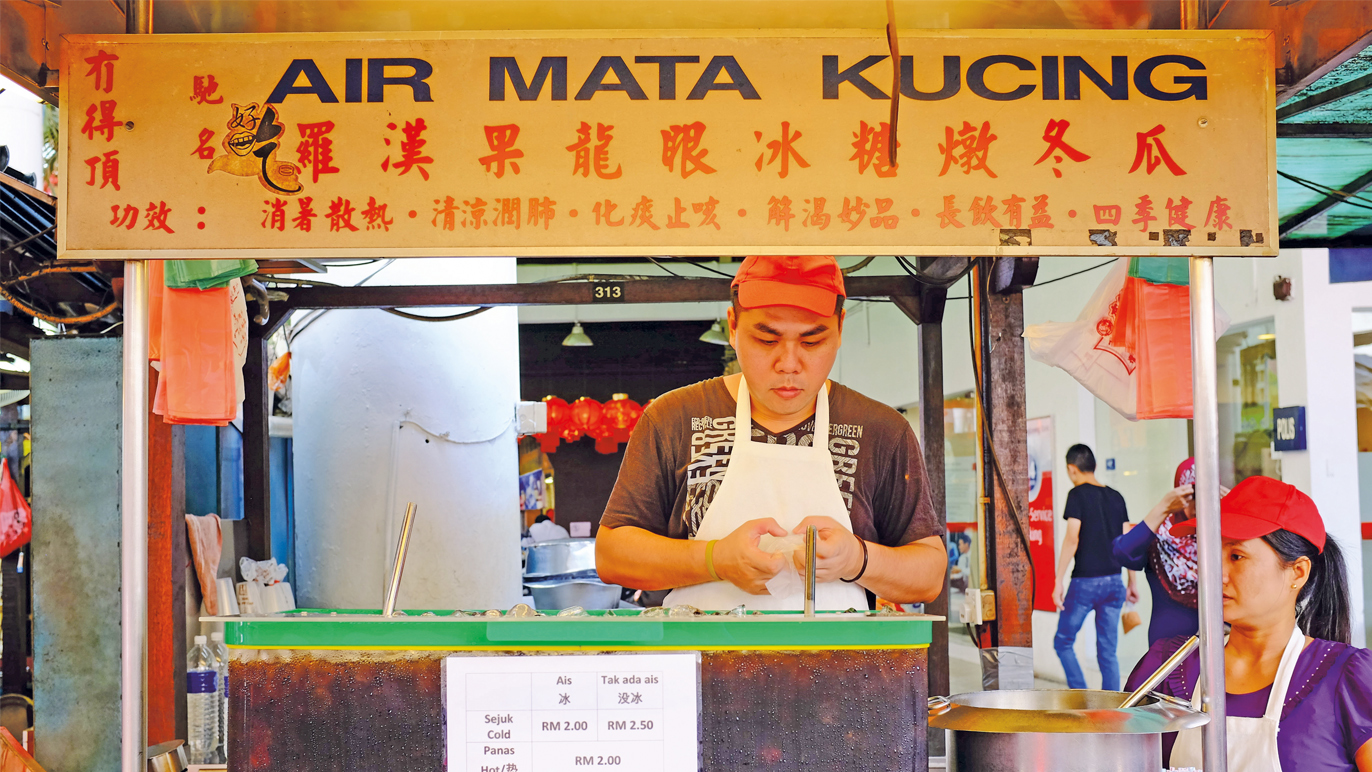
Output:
[601, 378, 943, 550]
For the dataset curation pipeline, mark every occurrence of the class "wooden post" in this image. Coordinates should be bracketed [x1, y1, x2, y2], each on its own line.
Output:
[243, 330, 272, 561]
[920, 302, 950, 756]
[147, 366, 188, 743]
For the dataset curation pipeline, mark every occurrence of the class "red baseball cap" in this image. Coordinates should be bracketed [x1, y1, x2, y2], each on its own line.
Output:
[1171, 475, 1325, 552]
[732, 256, 846, 317]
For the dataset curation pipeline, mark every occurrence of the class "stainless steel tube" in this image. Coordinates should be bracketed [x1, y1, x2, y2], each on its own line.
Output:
[1190, 256, 1227, 772]
[384, 503, 418, 617]
[120, 261, 150, 772]
[1120, 635, 1200, 709]
[804, 525, 816, 617]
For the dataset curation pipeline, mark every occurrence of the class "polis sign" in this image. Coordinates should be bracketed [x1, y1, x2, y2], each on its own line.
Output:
[59, 30, 1277, 259]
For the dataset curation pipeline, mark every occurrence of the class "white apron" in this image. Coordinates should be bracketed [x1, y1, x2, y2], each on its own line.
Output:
[663, 376, 870, 612]
[1171, 625, 1306, 772]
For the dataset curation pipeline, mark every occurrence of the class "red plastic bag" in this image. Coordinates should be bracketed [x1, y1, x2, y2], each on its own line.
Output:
[162, 286, 236, 424]
[0, 459, 31, 559]
[1133, 278, 1194, 420]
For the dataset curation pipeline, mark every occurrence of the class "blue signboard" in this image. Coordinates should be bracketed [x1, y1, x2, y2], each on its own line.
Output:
[1273, 406, 1307, 452]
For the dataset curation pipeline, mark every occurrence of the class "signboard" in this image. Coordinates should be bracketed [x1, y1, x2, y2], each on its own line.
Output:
[444, 653, 699, 772]
[59, 30, 1276, 259]
[1026, 416, 1056, 612]
[1273, 405, 1306, 452]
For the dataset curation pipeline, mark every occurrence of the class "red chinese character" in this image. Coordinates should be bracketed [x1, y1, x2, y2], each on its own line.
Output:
[566, 122, 622, 180]
[1033, 119, 1091, 178]
[261, 198, 287, 231]
[629, 196, 660, 230]
[326, 197, 360, 232]
[661, 122, 716, 179]
[939, 121, 998, 178]
[937, 195, 964, 229]
[1093, 204, 1122, 225]
[838, 197, 870, 231]
[593, 200, 624, 226]
[297, 122, 341, 184]
[361, 197, 393, 231]
[494, 198, 522, 229]
[84, 150, 120, 191]
[1029, 195, 1053, 229]
[754, 122, 810, 179]
[84, 50, 118, 93]
[293, 197, 317, 232]
[767, 196, 795, 231]
[464, 198, 489, 229]
[143, 201, 175, 234]
[665, 198, 689, 229]
[190, 75, 225, 105]
[970, 196, 1001, 228]
[1166, 197, 1195, 229]
[1204, 196, 1232, 231]
[692, 197, 721, 230]
[1130, 125, 1186, 176]
[1132, 195, 1158, 232]
[870, 198, 897, 229]
[1001, 194, 1027, 228]
[850, 121, 897, 178]
[382, 119, 434, 181]
[193, 128, 216, 160]
[81, 101, 121, 142]
[478, 124, 523, 178]
[432, 196, 461, 231]
[109, 204, 139, 230]
[527, 197, 557, 230]
[804, 198, 831, 230]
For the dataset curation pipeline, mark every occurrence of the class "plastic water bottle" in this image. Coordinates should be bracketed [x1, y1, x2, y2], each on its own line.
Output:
[187, 635, 221, 764]
[210, 632, 230, 763]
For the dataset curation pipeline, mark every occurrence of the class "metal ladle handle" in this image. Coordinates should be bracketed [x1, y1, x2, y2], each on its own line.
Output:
[383, 502, 418, 617]
[804, 525, 817, 617]
[1119, 634, 1199, 708]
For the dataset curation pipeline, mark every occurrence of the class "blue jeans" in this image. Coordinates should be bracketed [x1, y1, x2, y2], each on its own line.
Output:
[1054, 575, 1127, 690]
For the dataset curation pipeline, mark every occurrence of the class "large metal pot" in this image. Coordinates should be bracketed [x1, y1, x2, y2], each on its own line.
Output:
[524, 579, 622, 610]
[523, 538, 597, 579]
[929, 689, 1209, 772]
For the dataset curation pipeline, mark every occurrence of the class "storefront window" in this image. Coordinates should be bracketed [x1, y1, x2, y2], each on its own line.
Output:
[1217, 319, 1280, 488]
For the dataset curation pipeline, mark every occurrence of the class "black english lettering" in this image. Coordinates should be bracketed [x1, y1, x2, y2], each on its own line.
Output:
[345, 58, 363, 103]
[967, 55, 1036, 101]
[367, 58, 433, 102]
[822, 55, 889, 99]
[1065, 55, 1128, 100]
[1134, 55, 1207, 101]
[1041, 56, 1060, 100]
[265, 59, 339, 103]
[575, 56, 649, 100]
[686, 55, 761, 99]
[901, 56, 960, 101]
[635, 55, 700, 100]
[489, 56, 568, 101]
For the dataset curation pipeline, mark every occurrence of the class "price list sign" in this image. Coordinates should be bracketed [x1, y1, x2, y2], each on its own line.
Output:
[444, 653, 700, 772]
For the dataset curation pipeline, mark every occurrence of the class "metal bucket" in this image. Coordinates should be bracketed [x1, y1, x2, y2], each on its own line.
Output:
[523, 538, 597, 579]
[929, 689, 1208, 772]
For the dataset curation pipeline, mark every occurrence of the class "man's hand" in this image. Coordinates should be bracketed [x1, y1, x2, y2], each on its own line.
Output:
[712, 518, 789, 595]
[790, 516, 864, 584]
[1052, 581, 1066, 611]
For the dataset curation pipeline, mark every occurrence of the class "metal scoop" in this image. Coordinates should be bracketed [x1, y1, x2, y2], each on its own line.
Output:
[1119, 634, 1199, 708]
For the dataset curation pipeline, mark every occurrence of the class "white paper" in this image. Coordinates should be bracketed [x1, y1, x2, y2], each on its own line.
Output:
[445, 653, 699, 772]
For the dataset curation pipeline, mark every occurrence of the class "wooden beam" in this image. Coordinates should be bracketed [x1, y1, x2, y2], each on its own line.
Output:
[986, 290, 1033, 652]
[243, 330, 272, 561]
[146, 366, 185, 744]
[920, 314, 949, 752]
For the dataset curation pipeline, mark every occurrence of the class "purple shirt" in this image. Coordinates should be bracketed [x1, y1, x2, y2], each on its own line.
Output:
[1125, 635, 1372, 771]
[1112, 524, 1198, 644]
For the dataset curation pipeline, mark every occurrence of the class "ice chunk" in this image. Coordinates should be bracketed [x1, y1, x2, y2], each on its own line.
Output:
[727, 605, 748, 617]
[556, 606, 588, 617]
[507, 603, 538, 617]
[669, 605, 702, 617]
[641, 606, 669, 618]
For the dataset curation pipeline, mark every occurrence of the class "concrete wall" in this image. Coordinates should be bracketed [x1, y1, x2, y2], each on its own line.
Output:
[30, 336, 122, 772]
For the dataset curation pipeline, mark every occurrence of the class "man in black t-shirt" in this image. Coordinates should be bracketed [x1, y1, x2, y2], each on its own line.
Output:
[1052, 444, 1131, 690]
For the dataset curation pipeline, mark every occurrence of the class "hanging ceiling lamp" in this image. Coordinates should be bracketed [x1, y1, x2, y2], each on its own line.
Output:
[562, 322, 593, 347]
[698, 320, 730, 346]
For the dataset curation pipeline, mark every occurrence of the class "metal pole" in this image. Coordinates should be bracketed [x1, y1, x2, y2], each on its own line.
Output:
[1190, 256, 1227, 772]
[383, 503, 418, 617]
[121, 8, 152, 772]
[120, 262, 150, 772]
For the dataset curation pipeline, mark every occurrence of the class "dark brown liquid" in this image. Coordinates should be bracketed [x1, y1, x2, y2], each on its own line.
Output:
[229, 648, 927, 771]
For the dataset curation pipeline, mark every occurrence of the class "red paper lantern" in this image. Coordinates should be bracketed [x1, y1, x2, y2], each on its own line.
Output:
[569, 397, 602, 432]
[536, 396, 570, 453]
[601, 393, 643, 444]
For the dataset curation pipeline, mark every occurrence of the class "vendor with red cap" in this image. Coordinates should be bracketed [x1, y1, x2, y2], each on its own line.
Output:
[596, 255, 946, 610]
[1124, 475, 1372, 772]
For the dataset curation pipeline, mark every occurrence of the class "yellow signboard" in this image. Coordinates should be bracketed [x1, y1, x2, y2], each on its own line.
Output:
[59, 30, 1276, 259]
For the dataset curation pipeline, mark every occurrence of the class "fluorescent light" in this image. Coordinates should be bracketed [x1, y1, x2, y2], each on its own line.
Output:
[1258, 334, 1276, 340]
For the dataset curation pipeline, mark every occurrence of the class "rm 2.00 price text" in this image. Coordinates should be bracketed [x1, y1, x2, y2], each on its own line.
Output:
[575, 756, 622, 766]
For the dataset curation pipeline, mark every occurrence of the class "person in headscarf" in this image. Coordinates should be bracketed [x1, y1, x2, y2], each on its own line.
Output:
[1111, 458, 1201, 644]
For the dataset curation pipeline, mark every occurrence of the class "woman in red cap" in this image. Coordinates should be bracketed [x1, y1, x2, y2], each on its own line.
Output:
[1124, 476, 1371, 772]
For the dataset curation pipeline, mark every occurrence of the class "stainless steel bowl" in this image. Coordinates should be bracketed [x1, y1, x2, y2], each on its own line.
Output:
[524, 538, 597, 579]
[929, 689, 1208, 772]
[525, 579, 622, 610]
